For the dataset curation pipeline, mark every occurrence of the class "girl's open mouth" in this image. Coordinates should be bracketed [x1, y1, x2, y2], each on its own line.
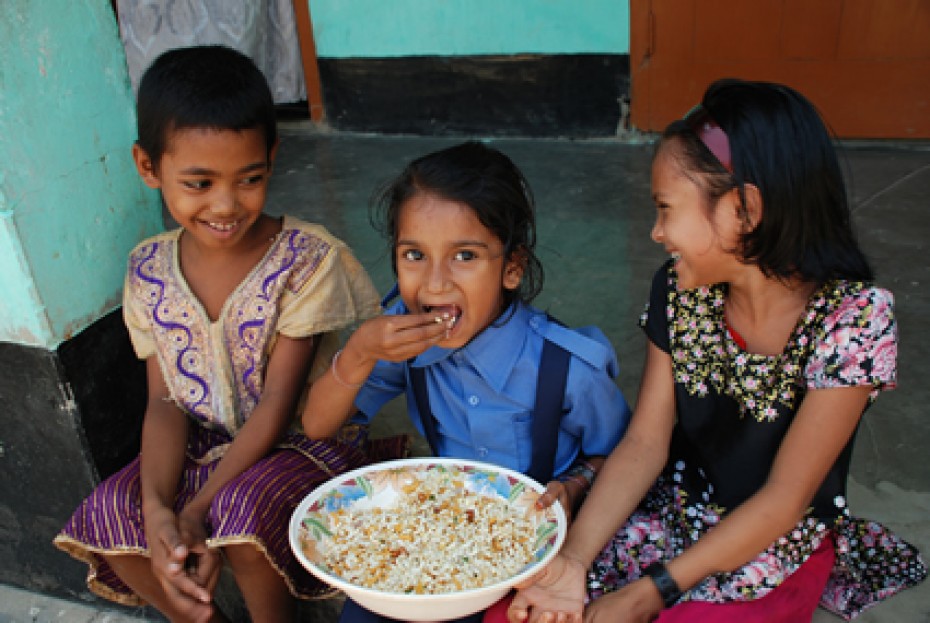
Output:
[424, 304, 462, 329]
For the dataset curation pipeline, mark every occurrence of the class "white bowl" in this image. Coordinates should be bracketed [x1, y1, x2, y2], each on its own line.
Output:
[289, 457, 567, 621]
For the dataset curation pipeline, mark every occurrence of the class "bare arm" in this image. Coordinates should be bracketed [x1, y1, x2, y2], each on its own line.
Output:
[301, 311, 450, 439]
[583, 386, 870, 623]
[181, 333, 316, 522]
[562, 342, 677, 565]
[509, 341, 677, 622]
[139, 357, 215, 609]
[513, 339, 871, 623]
[140, 357, 190, 519]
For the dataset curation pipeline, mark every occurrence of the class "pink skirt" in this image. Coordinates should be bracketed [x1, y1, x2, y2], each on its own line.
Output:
[483, 538, 834, 623]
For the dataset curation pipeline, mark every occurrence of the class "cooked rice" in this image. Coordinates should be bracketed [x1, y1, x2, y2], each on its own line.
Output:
[321, 469, 537, 594]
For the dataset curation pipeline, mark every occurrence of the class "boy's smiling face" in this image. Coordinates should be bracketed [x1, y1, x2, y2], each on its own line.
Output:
[133, 127, 275, 254]
[395, 193, 524, 349]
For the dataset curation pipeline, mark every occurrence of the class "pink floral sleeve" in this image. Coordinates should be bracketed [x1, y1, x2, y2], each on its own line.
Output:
[805, 286, 897, 399]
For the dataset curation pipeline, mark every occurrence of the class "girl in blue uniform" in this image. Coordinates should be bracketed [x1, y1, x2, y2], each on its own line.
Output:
[302, 141, 632, 623]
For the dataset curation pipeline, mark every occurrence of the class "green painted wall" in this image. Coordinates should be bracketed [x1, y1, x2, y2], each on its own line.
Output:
[310, 0, 629, 58]
[0, 1, 162, 348]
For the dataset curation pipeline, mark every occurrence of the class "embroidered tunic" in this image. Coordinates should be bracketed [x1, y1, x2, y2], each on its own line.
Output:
[588, 261, 926, 620]
[54, 217, 407, 604]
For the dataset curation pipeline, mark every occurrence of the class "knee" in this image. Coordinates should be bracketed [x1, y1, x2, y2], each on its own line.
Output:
[223, 542, 266, 569]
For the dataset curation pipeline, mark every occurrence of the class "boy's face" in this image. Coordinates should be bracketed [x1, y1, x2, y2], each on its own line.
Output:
[394, 193, 523, 349]
[133, 127, 275, 253]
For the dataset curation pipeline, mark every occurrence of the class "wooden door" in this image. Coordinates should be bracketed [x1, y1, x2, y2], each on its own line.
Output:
[630, 0, 930, 138]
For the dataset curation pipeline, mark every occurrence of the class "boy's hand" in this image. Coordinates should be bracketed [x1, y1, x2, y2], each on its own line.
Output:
[146, 508, 214, 613]
[177, 505, 222, 594]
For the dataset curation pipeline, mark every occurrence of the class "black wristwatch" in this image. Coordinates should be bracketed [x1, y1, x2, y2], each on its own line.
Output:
[644, 562, 683, 607]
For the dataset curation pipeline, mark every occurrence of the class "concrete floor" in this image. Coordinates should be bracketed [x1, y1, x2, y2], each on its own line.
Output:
[7, 130, 928, 622]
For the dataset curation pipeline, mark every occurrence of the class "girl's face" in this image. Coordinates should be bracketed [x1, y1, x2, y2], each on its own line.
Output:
[133, 127, 275, 254]
[650, 142, 742, 290]
[395, 193, 523, 349]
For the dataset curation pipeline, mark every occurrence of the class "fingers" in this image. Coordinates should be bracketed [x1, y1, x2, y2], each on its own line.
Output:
[164, 545, 188, 574]
[536, 482, 564, 509]
[390, 312, 453, 342]
[188, 548, 223, 591]
[159, 576, 215, 622]
[513, 567, 548, 590]
[166, 558, 213, 604]
[155, 536, 214, 604]
[156, 527, 189, 575]
[508, 593, 531, 622]
[360, 313, 451, 360]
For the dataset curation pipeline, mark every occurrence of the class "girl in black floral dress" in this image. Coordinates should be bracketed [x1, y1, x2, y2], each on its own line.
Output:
[502, 80, 926, 623]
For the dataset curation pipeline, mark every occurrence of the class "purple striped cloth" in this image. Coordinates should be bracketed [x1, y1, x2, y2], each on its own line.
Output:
[54, 425, 408, 606]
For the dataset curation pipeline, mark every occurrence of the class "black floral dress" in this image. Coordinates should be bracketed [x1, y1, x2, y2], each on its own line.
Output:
[588, 262, 926, 620]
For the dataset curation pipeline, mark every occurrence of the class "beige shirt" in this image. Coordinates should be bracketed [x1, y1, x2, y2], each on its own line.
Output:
[123, 215, 380, 436]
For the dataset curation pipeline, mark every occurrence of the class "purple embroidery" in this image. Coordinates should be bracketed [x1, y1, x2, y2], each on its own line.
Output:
[238, 318, 266, 406]
[233, 233, 303, 409]
[132, 242, 209, 413]
[235, 230, 326, 408]
[260, 230, 301, 299]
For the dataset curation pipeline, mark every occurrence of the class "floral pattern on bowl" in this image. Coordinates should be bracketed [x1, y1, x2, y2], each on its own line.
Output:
[288, 457, 567, 622]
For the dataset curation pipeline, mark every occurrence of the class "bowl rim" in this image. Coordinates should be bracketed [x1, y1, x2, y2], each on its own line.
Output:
[288, 456, 567, 602]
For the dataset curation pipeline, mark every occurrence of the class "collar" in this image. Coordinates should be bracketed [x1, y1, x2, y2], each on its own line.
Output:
[409, 302, 534, 394]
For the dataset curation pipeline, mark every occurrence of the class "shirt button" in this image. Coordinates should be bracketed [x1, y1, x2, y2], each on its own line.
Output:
[477, 447, 488, 457]
[529, 317, 540, 329]
[468, 395, 479, 406]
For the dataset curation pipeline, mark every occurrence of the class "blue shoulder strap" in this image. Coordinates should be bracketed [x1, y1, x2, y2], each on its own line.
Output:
[409, 365, 441, 457]
[527, 339, 570, 482]
[407, 336, 570, 483]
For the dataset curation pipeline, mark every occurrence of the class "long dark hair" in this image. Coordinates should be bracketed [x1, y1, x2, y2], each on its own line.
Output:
[662, 78, 873, 283]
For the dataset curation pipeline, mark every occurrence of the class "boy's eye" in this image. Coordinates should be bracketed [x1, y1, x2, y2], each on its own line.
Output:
[401, 249, 423, 261]
[241, 174, 265, 186]
[183, 179, 211, 190]
[453, 250, 477, 261]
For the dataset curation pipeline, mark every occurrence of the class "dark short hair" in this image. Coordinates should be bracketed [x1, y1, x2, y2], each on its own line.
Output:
[372, 141, 544, 306]
[661, 78, 873, 283]
[136, 45, 277, 166]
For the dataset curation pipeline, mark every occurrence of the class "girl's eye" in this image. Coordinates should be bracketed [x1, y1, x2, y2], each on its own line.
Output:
[453, 250, 477, 261]
[401, 249, 423, 261]
[183, 180, 211, 190]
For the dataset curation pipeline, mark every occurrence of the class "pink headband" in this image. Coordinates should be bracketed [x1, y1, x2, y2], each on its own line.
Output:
[684, 105, 732, 172]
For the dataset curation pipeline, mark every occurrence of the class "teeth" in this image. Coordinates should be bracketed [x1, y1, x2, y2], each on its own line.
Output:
[209, 222, 236, 231]
[427, 308, 460, 329]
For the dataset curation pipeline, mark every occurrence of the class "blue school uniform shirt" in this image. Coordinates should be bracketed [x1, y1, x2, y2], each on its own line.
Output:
[352, 300, 631, 477]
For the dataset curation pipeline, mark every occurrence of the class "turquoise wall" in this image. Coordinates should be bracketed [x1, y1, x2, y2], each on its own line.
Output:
[310, 0, 629, 57]
[0, 1, 162, 348]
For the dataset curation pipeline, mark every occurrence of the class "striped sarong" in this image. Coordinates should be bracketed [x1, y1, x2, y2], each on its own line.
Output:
[54, 424, 408, 606]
